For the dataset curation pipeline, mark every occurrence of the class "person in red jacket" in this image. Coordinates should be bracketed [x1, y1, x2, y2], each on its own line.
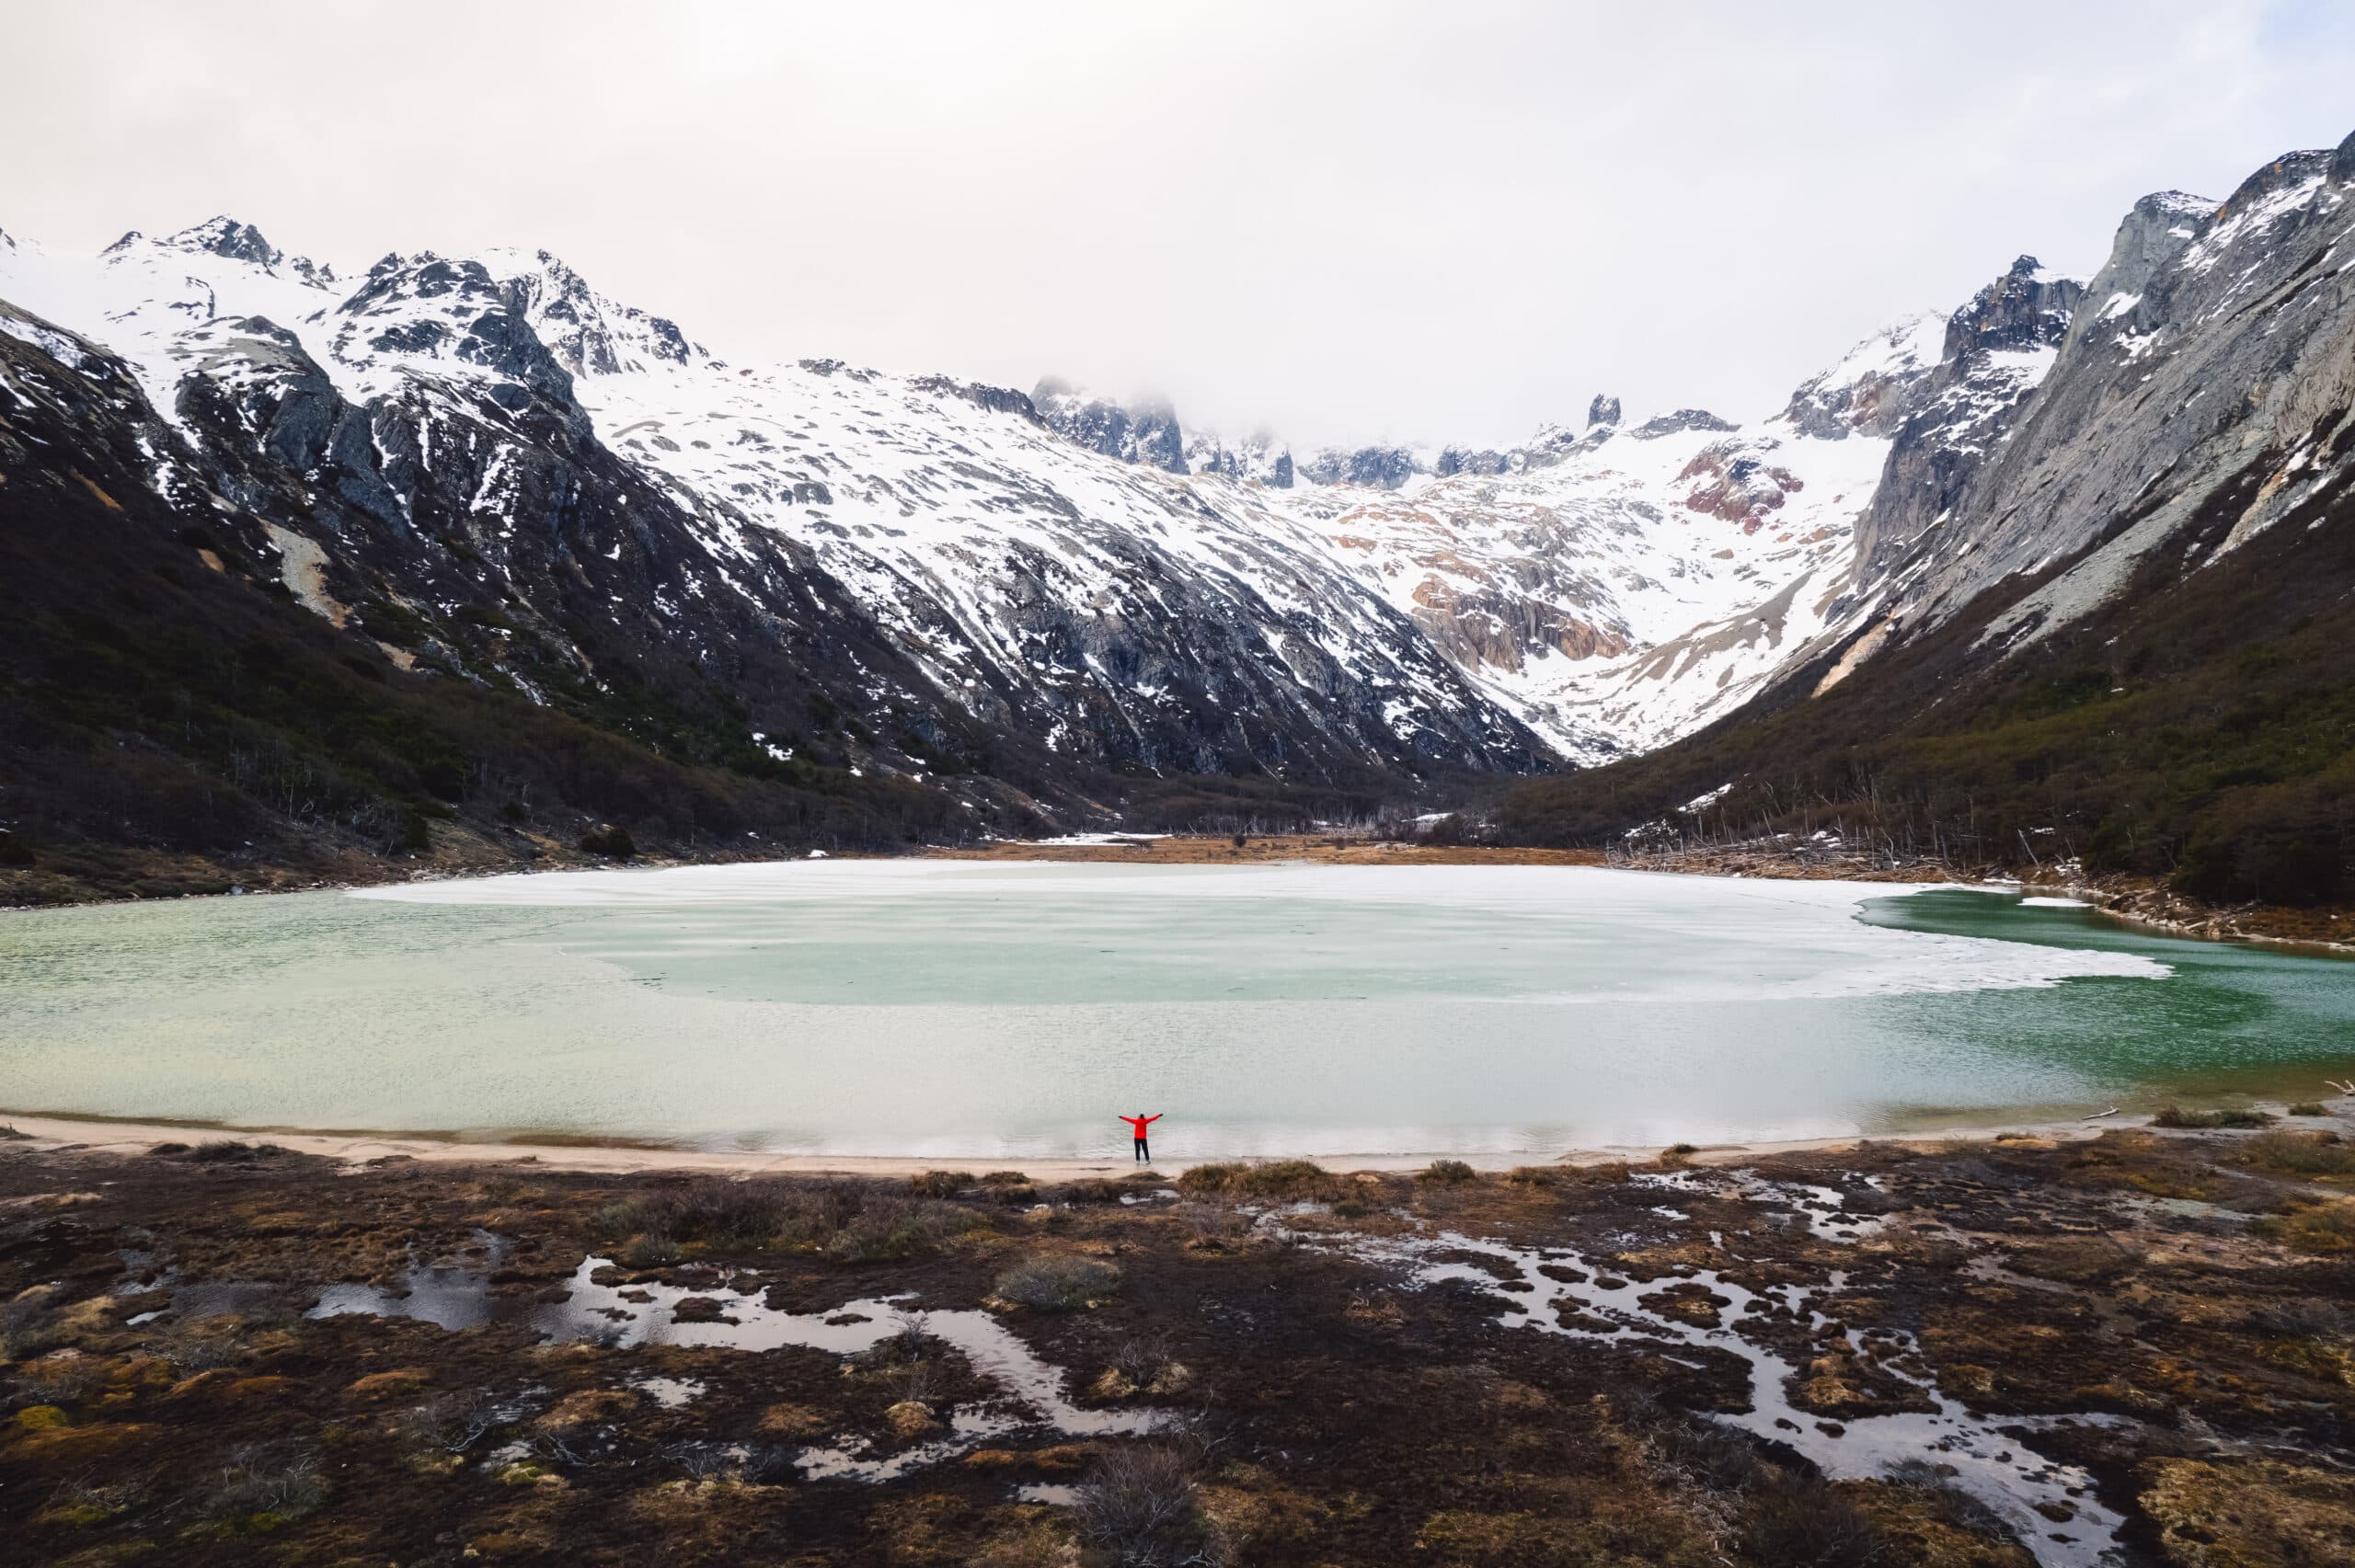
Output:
[1119, 1113, 1161, 1162]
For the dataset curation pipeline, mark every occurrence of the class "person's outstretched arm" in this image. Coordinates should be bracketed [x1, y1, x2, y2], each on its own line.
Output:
[1146, 1114, 1161, 1124]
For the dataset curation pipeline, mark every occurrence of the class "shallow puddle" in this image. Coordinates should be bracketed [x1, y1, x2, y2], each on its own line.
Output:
[294, 1250, 1167, 1482]
[306, 1230, 510, 1332]
[310, 1267, 497, 1331]
[1331, 1201, 2129, 1568]
[1633, 1168, 1890, 1243]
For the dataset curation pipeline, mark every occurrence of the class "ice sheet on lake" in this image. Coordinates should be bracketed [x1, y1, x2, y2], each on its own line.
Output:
[359, 861, 2167, 1003]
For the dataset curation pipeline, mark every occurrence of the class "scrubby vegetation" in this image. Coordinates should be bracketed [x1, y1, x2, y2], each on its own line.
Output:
[1174, 1160, 1344, 1202]
[2236, 1130, 2355, 1177]
[2154, 1104, 2275, 1129]
[1074, 1443, 1225, 1566]
[587, 1176, 980, 1263]
[993, 1254, 1121, 1311]
[2257, 1198, 2355, 1253]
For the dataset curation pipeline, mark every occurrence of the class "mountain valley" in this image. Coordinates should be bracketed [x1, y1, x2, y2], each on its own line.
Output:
[3, 129, 2352, 908]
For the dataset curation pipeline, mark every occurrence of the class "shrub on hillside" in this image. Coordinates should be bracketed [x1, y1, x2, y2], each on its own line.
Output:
[2236, 1130, 2355, 1176]
[1174, 1159, 1340, 1202]
[2257, 1199, 2355, 1253]
[1074, 1444, 1225, 1567]
[2154, 1105, 2274, 1129]
[577, 824, 637, 859]
[994, 1255, 1120, 1311]
[201, 1440, 326, 1528]
[184, 1140, 291, 1163]
[620, 1233, 682, 1268]
[824, 1200, 974, 1263]
[608, 1178, 794, 1247]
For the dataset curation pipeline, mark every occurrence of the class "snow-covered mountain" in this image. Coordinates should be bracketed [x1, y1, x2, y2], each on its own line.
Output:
[1246, 331, 1936, 758]
[1025, 308, 1959, 758]
[0, 208, 2074, 794]
[0, 221, 1548, 791]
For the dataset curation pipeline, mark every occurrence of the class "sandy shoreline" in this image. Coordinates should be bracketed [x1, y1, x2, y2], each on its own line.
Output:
[2, 1106, 2186, 1179]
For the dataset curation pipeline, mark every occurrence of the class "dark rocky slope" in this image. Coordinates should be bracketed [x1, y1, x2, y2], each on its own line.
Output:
[0, 308, 1002, 900]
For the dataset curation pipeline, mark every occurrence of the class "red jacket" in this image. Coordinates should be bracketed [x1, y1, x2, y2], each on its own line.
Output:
[1120, 1116, 1161, 1137]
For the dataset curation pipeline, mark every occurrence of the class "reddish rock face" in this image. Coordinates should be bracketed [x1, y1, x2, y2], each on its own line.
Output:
[1407, 562, 1629, 672]
[1677, 441, 1805, 532]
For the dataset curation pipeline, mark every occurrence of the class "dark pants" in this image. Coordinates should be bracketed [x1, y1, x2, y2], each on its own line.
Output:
[1133, 1137, 1150, 1162]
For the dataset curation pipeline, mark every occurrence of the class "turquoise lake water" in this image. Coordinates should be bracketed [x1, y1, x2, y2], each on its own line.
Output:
[1, 861, 2348, 1158]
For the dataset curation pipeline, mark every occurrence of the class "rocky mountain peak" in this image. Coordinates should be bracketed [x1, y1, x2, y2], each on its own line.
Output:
[1300, 444, 1422, 489]
[2079, 191, 2217, 316]
[1031, 380, 1188, 474]
[326, 249, 582, 417]
[168, 215, 283, 268]
[1629, 408, 1739, 441]
[1185, 428, 1294, 487]
[1432, 443, 1517, 478]
[1588, 394, 1622, 428]
[1777, 313, 1946, 441]
[488, 248, 696, 377]
[101, 216, 338, 287]
[1943, 255, 2083, 362]
[2212, 146, 2339, 223]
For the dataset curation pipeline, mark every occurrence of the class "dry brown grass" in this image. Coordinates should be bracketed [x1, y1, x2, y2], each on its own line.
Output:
[2260, 1199, 2355, 1253]
[1175, 1160, 1345, 1202]
[2236, 1130, 2355, 1177]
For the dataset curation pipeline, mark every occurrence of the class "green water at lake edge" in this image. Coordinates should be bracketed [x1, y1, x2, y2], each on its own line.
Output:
[1860, 888, 2355, 1116]
[0, 866, 2348, 1156]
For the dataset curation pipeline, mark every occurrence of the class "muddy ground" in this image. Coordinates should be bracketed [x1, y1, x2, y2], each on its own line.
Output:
[5, 1127, 2352, 1566]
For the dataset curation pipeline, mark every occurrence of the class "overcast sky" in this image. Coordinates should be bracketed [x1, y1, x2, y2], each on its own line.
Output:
[6, 1, 2352, 447]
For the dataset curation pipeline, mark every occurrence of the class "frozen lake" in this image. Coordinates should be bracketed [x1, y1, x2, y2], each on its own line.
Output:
[3, 860, 2349, 1157]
